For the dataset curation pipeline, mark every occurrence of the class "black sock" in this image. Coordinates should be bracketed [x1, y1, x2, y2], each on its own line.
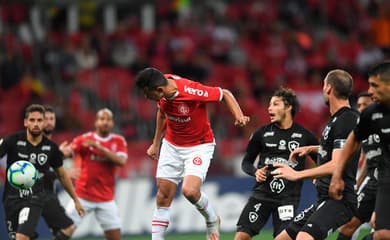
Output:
[337, 233, 352, 240]
[362, 233, 374, 240]
[53, 231, 70, 240]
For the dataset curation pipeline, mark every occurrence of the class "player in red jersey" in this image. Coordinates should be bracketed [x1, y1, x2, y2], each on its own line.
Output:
[65, 108, 128, 240]
[135, 67, 250, 240]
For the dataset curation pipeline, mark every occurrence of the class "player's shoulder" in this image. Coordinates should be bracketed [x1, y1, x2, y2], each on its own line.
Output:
[3, 131, 25, 144]
[111, 133, 127, 142]
[336, 107, 359, 120]
[291, 122, 313, 134]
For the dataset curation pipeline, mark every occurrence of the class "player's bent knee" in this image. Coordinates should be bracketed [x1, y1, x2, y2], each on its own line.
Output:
[181, 186, 200, 201]
[234, 231, 252, 240]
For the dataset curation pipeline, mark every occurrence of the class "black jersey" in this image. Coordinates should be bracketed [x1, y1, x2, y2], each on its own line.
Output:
[362, 134, 382, 179]
[241, 122, 318, 204]
[355, 103, 390, 183]
[0, 132, 63, 201]
[316, 107, 360, 203]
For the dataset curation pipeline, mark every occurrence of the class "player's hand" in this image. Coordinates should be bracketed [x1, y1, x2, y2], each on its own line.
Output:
[271, 164, 299, 181]
[234, 116, 250, 127]
[328, 174, 345, 200]
[289, 146, 311, 160]
[82, 139, 98, 148]
[59, 141, 72, 157]
[74, 199, 85, 217]
[370, 211, 376, 229]
[255, 166, 268, 182]
[146, 144, 160, 160]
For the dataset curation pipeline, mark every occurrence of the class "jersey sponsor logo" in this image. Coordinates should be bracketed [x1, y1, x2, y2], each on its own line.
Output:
[19, 188, 33, 198]
[193, 156, 202, 165]
[269, 178, 285, 194]
[278, 205, 294, 221]
[322, 126, 331, 140]
[263, 131, 274, 137]
[265, 143, 277, 147]
[249, 212, 258, 223]
[287, 141, 300, 152]
[264, 157, 298, 168]
[37, 153, 48, 165]
[372, 112, 383, 120]
[318, 146, 327, 158]
[178, 103, 190, 114]
[41, 145, 51, 151]
[18, 153, 29, 159]
[381, 128, 390, 134]
[291, 133, 302, 138]
[184, 85, 209, 97]
[167, 115, 191, 123]
[17, 141, 26, 146]
[365, 148, 382, 160]
[278, 140, 286, 150]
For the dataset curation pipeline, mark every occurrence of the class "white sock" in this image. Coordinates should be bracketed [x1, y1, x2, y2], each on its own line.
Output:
[194, 192, 217, 223]
[152, 207, 170, 240]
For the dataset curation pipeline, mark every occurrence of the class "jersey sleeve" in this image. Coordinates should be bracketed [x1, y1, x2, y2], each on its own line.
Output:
[116, 136, 128, 160]
[354, 104, 374, 142]
[0, 136, 12, 158]
[71, 135, 84, 154]
[241, 128, 264, 176]
[50, 144, 64, 169]
[333, 111, 359, 150]
[306, 130, 320, 161]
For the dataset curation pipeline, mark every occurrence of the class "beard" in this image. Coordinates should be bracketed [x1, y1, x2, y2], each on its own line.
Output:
[29, 129, 42, 138]
[43, 128, 53, 135]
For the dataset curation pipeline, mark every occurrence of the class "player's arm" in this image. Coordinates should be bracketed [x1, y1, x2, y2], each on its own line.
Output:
[329, 131, 361, 199]
[356, 150, 367, 187]
[221, 89, 250, 127]
[84, 140, 127, 166]
[54, 166, 85, 217]
[147, 108, 166, 160]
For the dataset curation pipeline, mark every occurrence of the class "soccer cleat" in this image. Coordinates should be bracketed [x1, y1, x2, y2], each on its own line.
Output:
[206, 216, 220, 240]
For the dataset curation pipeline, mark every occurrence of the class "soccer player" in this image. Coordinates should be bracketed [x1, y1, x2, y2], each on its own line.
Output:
[329, 62, 390, 240]
[234, 88, 319, 240]
[0, 104, 84, 240]
[135, 67, 250, 240]
[65, 108, 128, 240]
[40, 105, 76, 239]
[271, 69, 360, 240]
[336, 93, 381, 240]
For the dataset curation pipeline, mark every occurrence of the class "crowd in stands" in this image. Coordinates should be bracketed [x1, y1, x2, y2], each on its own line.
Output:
[0, 0, 389, 176]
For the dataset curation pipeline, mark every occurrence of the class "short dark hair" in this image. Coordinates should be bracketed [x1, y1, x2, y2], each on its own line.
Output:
[326, 69, 353, 99]
[135, 67, 168, 90]
[44, 105, 55, 113]
[368, 61, 390, 83]
[24, 104, 45, 119]
[357, 92, 371, 98]
[273, 87, 300, 117]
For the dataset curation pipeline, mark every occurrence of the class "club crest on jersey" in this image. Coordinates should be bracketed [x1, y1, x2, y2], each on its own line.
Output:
[192, 156, 202, 165]
[178, 103, 189, 114]
[288, 141, 300, 152]
[249, 212, 258, 223]
[37, 153, 48, 165]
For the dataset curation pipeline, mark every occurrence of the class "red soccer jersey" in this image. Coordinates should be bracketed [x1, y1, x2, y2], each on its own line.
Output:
[159, 74, 223, 147]
[71, 132, 128, 202]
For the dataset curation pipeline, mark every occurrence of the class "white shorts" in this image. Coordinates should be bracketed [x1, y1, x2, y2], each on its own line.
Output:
[157, 139, 216, 185]
[66, 198, 121, 231]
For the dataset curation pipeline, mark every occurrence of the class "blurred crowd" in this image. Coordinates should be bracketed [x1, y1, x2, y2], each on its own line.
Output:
[0, 0, 389, 175]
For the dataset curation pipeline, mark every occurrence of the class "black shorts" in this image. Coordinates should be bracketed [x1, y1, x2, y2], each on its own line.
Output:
[236, 197, 297, 238]
[3, 198, 43, 239]
[355, 178, 377, 223]
[375, 182, 390, 230]
[285, 198, 354, 240]
[41, 193, 74, 234]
